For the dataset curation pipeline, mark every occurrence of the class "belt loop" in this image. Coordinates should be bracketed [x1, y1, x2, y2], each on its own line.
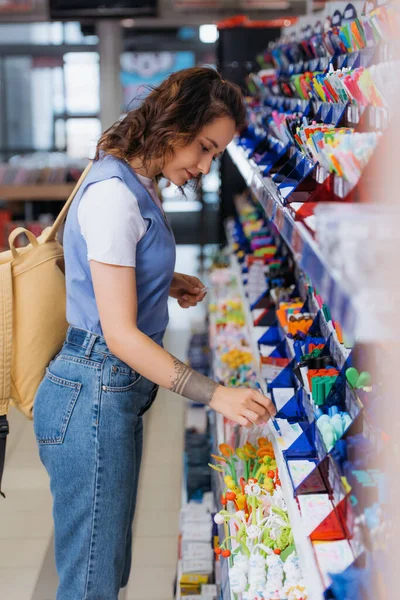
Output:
[85, 333, 98, 358]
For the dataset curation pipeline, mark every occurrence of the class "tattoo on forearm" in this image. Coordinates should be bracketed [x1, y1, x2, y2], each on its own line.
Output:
[169, 355, 219, 404]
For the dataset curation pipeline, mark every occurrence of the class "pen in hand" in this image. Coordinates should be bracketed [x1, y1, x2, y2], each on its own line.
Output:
[255, 382, 282, 436]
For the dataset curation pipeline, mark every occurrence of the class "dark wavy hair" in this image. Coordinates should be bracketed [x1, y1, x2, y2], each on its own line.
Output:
[95, 67, 246, 170]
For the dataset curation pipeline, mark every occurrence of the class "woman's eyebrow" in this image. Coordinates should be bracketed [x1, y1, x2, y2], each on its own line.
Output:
[205, 137, 219, 150]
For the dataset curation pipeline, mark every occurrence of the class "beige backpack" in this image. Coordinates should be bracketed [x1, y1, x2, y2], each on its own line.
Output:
[0, 163, 91, 496]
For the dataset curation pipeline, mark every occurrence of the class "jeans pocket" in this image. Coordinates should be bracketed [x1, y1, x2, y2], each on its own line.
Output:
[103, 365, 142, 392]
[33, 369, 82, 445]
[138, 384, 159, 416]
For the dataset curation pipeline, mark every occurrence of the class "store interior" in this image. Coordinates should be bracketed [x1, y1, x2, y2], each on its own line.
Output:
[1, 1, 399, 599]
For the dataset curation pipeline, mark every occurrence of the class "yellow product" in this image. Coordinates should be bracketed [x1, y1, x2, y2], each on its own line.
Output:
[180, 574, 209, 594]
[180, 574, 209, 584]
[220, 349, 253, 368]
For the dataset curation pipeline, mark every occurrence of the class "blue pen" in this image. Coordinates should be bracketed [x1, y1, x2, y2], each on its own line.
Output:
[255, 382, 282, 436]
[271, 417, 282, 437]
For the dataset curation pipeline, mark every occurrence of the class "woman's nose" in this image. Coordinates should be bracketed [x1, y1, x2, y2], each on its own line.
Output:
[197, 155, 213, 176]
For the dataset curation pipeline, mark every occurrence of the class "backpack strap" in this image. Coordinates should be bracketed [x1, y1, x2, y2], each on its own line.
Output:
[0, 261, 13, 417]
[44, 161, 93, 242]
[0, 261, 13, 498]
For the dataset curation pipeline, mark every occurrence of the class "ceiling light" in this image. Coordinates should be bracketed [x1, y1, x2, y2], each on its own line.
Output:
[199, 24, 219, 44]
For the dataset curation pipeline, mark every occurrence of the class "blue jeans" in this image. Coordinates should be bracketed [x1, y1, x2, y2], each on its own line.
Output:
[33, 326, 158, 600]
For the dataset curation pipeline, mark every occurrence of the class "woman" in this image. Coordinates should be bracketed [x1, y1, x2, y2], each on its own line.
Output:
[33, 67, 275, 600]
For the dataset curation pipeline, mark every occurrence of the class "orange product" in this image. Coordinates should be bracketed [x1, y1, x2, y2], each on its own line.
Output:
[334, 322, 344, 344]
[287, 314, 313, 336]
[307, 369, 339, 389]
[276, 301, 303, 328]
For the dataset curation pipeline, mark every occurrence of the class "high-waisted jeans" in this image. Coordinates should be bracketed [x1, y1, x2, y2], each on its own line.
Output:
[33, 326, 158, 600]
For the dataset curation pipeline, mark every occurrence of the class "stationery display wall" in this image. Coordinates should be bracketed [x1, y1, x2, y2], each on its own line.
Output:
[227, 0, 399, 340]
[204, 3, 393, 599]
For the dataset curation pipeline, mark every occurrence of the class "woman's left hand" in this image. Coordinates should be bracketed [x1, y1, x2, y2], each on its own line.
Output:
[169, 272, 207, 308]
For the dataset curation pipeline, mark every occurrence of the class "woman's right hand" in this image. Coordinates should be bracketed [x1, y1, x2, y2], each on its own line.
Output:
[209, 385, 276, 428]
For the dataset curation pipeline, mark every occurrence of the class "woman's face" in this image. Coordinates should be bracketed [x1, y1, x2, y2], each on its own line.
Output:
[162, 116, 236, 186]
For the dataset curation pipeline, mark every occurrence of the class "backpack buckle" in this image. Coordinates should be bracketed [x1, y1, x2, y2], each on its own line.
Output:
[0, 416, 9, 438]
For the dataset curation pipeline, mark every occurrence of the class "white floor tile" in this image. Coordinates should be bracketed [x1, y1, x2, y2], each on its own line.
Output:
[0, 488, 53, 514]
[0, 567, 40, 600]
[0, 538, 49, 569]
[124, 565, 176, 600]
[0, 510, 53, 539]
[3, 465, 50, 491]
[145, 405, 186, 436]
[131, 536, 178, 568]
[138, 463, 182, 490]
[133, 510, 180, 538]
[136, 485, 181, 514]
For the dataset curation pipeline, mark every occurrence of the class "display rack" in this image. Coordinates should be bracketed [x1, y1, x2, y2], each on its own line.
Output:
[0, 184, 75, 202]
[226, 227, 325, 600]
[226, 0, 399, 344]
[210, 2, 391, 597]
[207, 197, 378, 598]
[227, 141, 357, 338]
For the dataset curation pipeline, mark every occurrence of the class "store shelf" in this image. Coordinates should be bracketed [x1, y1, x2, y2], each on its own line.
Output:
[210, 244, 325, 600]
[0, 184, 75, 201]
[226, 215, 350, 369]
[227, 141, 357, 338]
[227, 247, 325, 600]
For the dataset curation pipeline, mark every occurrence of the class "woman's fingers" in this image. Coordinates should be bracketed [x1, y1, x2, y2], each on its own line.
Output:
[249, 390, 277, 417]
[242, 408, 268, 425]
[238, 415, 252, 428]
[178, 299, 190, 308]
[180, 292, 207, 307]
[190, 275, 206, 290]
[242, 395, 268, 418]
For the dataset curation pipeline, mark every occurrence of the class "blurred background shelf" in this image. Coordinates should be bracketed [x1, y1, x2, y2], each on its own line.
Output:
[0, 184, 75, 201]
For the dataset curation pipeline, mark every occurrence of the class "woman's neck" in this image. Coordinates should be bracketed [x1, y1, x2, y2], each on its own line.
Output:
[127, 156, 161, 180]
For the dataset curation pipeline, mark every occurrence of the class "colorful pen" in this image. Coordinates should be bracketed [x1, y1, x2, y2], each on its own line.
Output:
[255, 382, 282, 436]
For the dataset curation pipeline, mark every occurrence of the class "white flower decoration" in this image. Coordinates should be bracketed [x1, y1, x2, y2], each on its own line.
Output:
[247, 524, 261, 540]
[214, 513, 225, 525]
[245, 483, 261, 497]
[229, 567, 247, 593]
[234, 554, 249, 573]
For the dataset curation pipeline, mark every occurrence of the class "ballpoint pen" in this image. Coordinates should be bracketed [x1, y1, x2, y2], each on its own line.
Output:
[255, 382, 282, 436]
[271, 417, 282, 437]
